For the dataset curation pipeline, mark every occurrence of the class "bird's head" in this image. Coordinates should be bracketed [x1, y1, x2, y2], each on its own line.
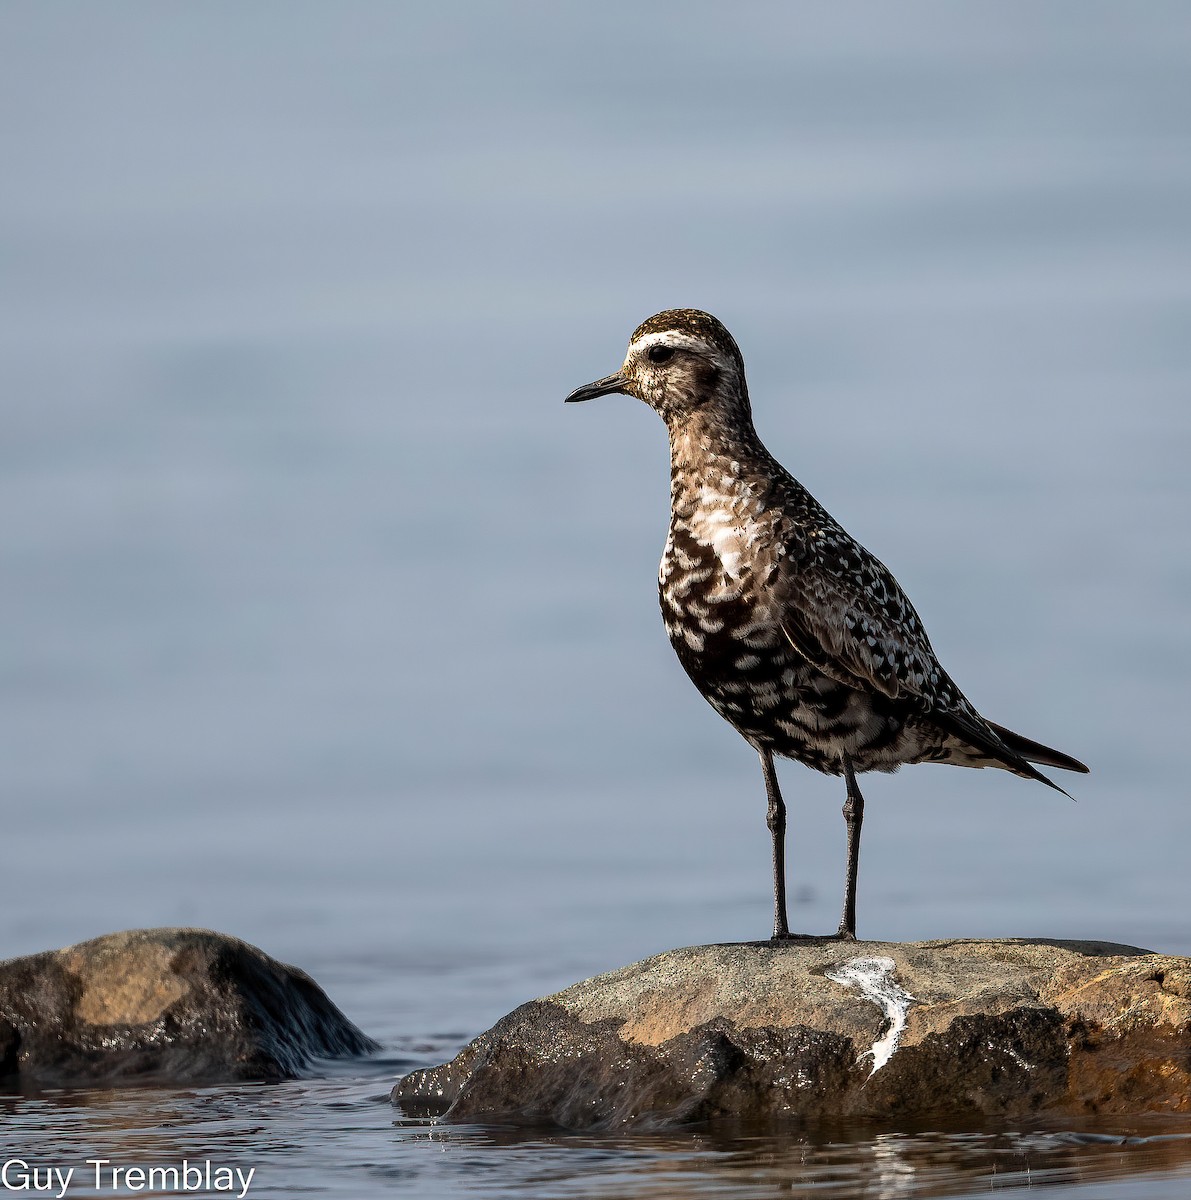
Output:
[565, 308, 750, 427]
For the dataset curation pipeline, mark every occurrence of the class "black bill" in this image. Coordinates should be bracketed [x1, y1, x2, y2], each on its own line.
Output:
[564, 371, 628, 403]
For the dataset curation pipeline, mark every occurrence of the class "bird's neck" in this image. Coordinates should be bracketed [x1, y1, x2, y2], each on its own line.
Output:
[665, 407, 775, 515]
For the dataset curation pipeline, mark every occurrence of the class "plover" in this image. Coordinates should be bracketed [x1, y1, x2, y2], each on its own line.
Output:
[565, 308, 1087, 940]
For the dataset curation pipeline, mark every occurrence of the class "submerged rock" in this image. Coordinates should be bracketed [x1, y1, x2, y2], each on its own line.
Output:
[0, 928, 378, 1087]
[394, 938, 1191, 1129]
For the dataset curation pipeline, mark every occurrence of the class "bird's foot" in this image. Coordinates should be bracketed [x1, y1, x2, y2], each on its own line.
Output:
[833, 926, 858, 942]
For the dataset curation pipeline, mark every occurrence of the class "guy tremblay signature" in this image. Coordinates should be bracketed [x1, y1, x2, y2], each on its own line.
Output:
[2, 1159, 254, 1198]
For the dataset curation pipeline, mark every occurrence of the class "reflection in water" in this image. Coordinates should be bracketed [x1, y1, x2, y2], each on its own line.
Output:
[387, 1116, 1191, 1199]
[5, 1060, 1191, 1199]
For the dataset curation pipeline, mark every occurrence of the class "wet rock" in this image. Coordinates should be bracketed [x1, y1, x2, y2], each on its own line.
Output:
[0, 928, 378, 1087]
[394, 939, 1191, 1129]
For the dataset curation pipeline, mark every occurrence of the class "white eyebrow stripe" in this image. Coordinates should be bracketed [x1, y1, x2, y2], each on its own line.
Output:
[627, 330, 710, 356]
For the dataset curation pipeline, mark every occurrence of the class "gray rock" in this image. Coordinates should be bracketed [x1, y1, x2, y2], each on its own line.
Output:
[0, 928, 378, 1087]
[394, 938, 1191, 1128]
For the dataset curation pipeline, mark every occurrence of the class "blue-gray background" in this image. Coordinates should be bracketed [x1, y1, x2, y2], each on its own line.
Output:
[3, 0, 1190, 1065]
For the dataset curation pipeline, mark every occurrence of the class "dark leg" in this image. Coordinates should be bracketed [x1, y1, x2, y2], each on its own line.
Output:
[837, 753, 865, 940]
[759, 748, 790, 939]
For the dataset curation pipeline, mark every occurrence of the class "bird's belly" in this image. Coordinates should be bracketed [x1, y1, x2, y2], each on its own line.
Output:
[659, 563, 923, 774]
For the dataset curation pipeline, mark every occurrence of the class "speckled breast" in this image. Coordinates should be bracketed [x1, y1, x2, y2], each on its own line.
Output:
[658, 522, 919, 775]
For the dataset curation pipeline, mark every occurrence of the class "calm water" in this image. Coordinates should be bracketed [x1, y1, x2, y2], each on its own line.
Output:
[2, 3, 1190, 1196]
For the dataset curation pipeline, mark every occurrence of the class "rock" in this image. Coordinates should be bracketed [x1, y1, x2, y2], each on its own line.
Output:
[394, 938, 1191, 1129]
[0, 928, 378, 1086]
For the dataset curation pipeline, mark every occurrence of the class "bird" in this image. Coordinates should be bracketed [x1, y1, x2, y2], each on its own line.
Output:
[565, 308, 1088, 941]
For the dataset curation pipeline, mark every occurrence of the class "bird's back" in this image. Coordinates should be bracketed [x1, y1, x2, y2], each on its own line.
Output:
[660, 431, 1027, 778]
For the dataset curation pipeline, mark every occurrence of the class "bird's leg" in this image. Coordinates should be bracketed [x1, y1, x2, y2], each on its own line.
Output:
[837, 753, 865, 940]
[759, 748, 790, 939]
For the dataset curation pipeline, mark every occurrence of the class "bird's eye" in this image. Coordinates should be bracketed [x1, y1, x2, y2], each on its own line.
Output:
[647, 345, 675, 364]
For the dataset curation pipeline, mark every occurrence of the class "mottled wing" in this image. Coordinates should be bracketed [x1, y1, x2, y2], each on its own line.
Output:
[773, 518, 949, 706]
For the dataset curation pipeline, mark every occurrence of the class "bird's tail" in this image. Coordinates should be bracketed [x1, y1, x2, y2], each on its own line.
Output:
[933, 710, 1088, 799]
[986, 721, 1090, 776]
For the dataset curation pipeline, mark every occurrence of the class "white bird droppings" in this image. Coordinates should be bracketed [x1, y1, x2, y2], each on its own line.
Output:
[825, 955, 916, 1077]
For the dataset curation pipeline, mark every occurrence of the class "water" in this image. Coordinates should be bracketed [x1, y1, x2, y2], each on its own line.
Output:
[2, 3, 1190, 1195]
